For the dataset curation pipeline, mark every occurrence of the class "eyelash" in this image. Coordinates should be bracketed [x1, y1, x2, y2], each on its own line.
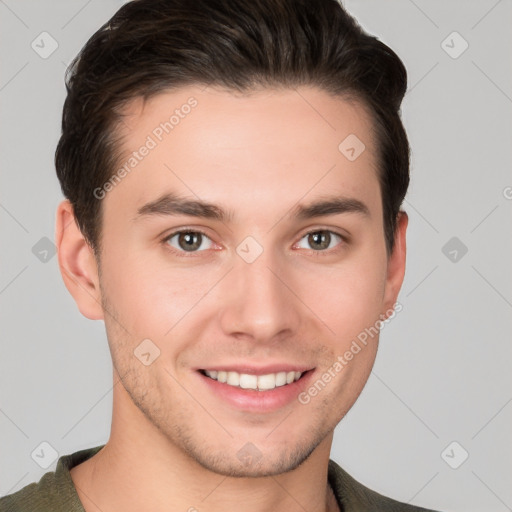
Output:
[161, 228, 348, 258]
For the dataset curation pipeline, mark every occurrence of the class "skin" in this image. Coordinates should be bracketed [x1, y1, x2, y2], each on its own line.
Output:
[56, 85, 408, 512]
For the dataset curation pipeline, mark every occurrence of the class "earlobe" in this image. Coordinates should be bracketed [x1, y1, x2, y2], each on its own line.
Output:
[55, 200, 104, 320]
[382, 211, 408, 317]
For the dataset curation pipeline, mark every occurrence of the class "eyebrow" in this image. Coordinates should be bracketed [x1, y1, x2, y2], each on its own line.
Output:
[134, 192, 370, 223]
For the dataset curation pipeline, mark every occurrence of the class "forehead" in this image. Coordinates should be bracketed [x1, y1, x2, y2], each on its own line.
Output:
[104, 86, 380, 223]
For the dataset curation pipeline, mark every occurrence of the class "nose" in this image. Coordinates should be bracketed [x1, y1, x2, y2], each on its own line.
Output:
[217, 250, 303, 344]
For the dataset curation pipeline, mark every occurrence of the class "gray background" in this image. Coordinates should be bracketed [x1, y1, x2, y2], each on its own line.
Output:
[1, 1, 511, 511]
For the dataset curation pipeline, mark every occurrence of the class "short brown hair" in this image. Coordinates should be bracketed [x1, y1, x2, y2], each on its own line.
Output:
[55, 0, 409, 257]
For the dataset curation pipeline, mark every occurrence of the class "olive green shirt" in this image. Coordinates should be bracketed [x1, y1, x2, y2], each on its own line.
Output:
[0, 445, 441, 511]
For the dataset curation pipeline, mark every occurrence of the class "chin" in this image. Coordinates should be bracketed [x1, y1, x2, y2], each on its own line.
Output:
[179, 432, 324, 478]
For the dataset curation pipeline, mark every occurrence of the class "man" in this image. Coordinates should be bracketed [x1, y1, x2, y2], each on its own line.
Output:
[0, 0, 443, 511]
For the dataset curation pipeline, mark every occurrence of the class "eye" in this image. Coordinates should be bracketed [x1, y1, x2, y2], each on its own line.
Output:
[164, 230, 215, 253]
[295, 230, 344, 252]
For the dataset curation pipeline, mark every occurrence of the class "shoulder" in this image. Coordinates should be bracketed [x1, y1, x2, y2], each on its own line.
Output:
[0, 470, 59, 512]
[0, 445, 104, 512]
[328, 459, 443, 512]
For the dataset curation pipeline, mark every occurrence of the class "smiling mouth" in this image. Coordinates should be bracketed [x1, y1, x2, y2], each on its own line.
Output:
[199, 369, 308, 391]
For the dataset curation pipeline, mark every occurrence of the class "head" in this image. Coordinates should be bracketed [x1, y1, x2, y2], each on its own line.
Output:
[55, 0, 410, 477]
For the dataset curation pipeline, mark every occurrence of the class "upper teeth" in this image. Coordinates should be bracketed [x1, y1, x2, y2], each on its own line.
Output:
[204, 370, 302, 391]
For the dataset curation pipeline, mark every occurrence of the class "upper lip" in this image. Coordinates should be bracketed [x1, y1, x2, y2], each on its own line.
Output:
[198, 364, 314, 375]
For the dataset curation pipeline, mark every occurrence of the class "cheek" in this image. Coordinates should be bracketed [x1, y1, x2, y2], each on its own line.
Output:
[100, 246, 218, 338]
[297, 251, 387, 343]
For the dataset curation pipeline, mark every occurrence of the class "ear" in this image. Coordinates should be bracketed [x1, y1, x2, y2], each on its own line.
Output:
[381, 211, 408, 318]
[55, 200, 104, 320]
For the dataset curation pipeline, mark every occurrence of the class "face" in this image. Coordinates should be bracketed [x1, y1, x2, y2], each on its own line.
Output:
[68, 86, 406, 477]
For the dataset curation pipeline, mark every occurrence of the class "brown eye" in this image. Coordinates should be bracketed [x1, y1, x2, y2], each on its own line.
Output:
[308, 231, 331, 250]
[296, 230, 343, 251]
[165, 231, 213, 252]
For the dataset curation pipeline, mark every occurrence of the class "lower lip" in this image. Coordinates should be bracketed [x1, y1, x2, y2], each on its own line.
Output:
[198, 371, 314, 413]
